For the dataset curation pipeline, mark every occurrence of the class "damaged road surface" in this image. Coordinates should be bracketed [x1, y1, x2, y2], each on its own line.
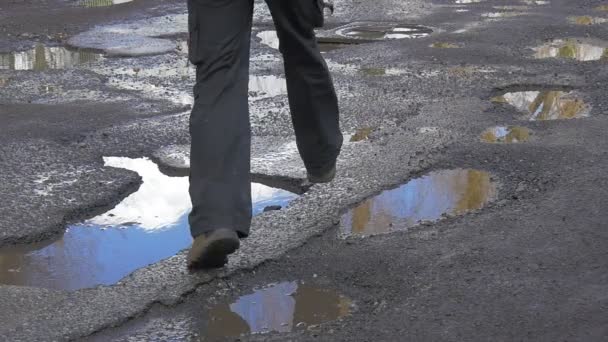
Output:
[1, 0, 607, 341]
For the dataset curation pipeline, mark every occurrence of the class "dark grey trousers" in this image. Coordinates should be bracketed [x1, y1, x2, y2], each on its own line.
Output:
[187, 0, 342, 238]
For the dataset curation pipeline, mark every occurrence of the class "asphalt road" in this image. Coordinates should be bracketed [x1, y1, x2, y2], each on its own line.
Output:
[0, 0, 607, 340]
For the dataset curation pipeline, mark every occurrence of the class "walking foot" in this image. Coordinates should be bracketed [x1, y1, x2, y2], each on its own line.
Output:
[187, 228, 240, 270]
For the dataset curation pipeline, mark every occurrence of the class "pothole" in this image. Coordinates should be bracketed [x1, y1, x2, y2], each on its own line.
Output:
[430, 42, 460, 48]
[79, 0, 133, 7]
[256, 30, 348, 52]
[596, 5, 608, 12]
[521, 0, 549, 4]
[350, 127, 374, 142]
[317, 22, 433, 44]
[340, 169, 496, 237]
[491, 90, 591, 121]
[67, 31, 176, 57]
[569, 16, 608, 25]
[455, 0, 484, 3]
[203, 281, 351, 339]
[0, 44, 102, 71]
[481, 12, 528, 18]
[533, 39, 608, 61]
[0, 158, 299, 290]
[480, 126, 531, 143]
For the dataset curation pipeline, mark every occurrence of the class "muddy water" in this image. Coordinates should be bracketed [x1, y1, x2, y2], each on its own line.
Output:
[534, 39, 608, 61]
[0, 158, 299, 290]
[481, 126, 531, 143]
[204, 281, 351, 339]
[0, 45, 102, 71]
[492, 90, 591, 121]
[340, 169, 496, 237]
[569, 16, 608, 25]
[79, 0, 133, 7]
[350, 127, 373, 142]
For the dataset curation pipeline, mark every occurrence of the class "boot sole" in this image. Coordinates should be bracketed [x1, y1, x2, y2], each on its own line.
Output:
[188, 229, 240, 270]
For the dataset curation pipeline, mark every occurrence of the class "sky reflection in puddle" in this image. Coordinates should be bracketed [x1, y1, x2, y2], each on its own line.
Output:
[340, 169, 496, 237]
[0, 44, 102, 71]
[0, 158, 298, 291]
[204, 281, 351, 339]
[534, 39, 608, 61]
[492, 90, 591, 121]
[481, 126, 531, 143]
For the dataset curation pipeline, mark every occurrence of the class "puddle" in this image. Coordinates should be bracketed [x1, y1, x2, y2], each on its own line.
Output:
[67, 31, 176, 57]
[79, 0, 133, 7]
[256, 30, 347, 52]
[533, 39, 608, 61]
[481, 12, 528, 18]
[0, 44, 102, 71]
[318, 22, 432, 44]
[430, 42, 460, 48]
[569, 16, 608, 25]
[492, 90, 591, 120]
[0, 158, 299, 290]
[521, 0, 549, 4]
[340, 169, 496, 237]
[249, 75, 287, 100]
[204, 281, 351, 339]
[480, 126, 531, 143]
[350, 127, 373, 142]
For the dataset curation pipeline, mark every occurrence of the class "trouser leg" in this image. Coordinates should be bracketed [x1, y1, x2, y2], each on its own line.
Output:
[265, 0, 343, 175]
[187, 0, 254, 238]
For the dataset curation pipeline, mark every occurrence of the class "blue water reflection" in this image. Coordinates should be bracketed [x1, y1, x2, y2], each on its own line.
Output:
[0, 158, 298, 290]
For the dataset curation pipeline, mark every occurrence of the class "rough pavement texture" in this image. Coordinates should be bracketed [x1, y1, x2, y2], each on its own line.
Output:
[0, 0, 607, 340]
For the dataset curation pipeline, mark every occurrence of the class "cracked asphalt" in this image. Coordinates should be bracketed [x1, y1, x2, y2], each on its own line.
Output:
[0, 0, 607, 340]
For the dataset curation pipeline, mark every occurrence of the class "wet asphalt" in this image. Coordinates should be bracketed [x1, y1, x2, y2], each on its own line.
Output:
[1, 0, 607, 340]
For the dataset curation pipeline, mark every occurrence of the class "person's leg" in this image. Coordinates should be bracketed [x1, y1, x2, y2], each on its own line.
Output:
[187, 0, 254, 242]
[265, 0, 343, 180]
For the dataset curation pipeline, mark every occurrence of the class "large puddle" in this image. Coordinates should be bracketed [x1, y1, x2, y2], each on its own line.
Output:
[204, 281, 351, 339]
[534, 39, 608, 61]
[0, 158, 299, 290]
[0, 44, 102, 71]
[340, 169, 496, 237]
[318, 22, 432, 44]
[481, 126, 531, 143]
[491, 90, 591, 121]
[68, 31, 176, 57]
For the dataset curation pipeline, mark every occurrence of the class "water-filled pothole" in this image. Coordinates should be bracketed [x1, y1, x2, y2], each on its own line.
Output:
[68, 31, 176, 57]
[350, 127, 374, 142]
[79, 0, 133, 7]
[0, 44, 102, 71]
[256, 30, 348, 52]
[491, 90, 591, 121]
[534, 39, 608, 61]
[570, 16, 608, 25]
[0, 158, 299, 290]
[340, 169, 496, 237]
[318, 22, 432, 44]
[482, 12, 528, 18]
[430, 42, 460, 48]
[203, 281, 351, 339]
[481, 126, 531, 143]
